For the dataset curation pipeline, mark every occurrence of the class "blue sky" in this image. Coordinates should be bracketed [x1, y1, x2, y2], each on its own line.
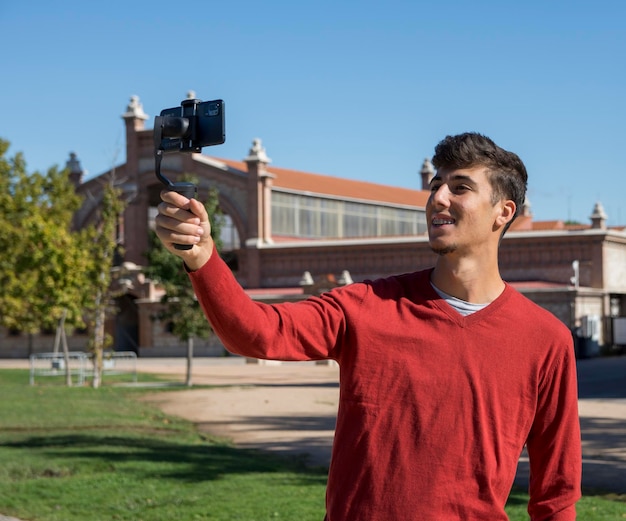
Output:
[1, 0, 624, 224]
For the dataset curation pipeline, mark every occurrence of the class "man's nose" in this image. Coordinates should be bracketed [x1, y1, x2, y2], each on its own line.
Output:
[429, 185, 450, 208]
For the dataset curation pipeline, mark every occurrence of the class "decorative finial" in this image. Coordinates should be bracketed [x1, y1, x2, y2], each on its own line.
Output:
[420, 158, 435, 189]
[420, 158, 434, 175]
[590, 201, 608, 230]
[66, 152, 82, 174]
[65, 152, 84, 185]
[121, 95, 148, 120]
[338, 270, 353, 285]
[590, 201, 607, 220]
[244, 138, 272, 164]
[299, 271, 314, 286]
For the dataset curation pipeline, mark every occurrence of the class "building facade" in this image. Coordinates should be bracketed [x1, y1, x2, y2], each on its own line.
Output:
[1, 95, 625, 358]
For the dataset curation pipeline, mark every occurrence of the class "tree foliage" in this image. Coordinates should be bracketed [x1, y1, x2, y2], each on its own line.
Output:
[0, 139, 93, 335]
[0, 139, 127, 388]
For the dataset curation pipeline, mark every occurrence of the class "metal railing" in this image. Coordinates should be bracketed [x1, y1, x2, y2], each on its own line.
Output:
[29, 351, 87, 385]
[29, 351, 138, 385]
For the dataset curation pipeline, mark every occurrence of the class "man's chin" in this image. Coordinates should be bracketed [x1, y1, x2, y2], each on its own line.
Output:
[430, 244, 458, 256]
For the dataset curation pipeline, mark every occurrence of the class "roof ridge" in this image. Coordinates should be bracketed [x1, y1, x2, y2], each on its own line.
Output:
[213, 156, 429, 207]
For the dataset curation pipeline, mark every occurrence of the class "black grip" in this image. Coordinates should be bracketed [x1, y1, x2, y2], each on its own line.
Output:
[171, 182, 198, 251]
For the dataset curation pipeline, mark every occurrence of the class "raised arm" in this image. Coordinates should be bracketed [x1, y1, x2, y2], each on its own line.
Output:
[154, 189, 350, 362]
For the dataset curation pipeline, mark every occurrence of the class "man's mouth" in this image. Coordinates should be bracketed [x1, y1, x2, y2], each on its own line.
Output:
[432, 218, 455, 226]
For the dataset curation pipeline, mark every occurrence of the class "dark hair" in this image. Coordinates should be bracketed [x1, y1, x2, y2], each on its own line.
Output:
[432, 132, 528, 233]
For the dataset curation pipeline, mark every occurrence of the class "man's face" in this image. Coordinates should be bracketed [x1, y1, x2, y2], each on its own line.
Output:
[426, 166, 505, 257]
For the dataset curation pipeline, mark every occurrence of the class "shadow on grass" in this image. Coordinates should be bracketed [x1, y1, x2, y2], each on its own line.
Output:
[195, 412, 336, 467]
[0, 432, 328, 485]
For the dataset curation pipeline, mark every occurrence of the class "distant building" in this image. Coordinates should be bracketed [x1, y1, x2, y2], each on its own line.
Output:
[1, 95, 625, 358]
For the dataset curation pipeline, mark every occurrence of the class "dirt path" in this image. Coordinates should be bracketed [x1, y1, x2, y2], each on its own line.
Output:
[140, 359, 340, 467]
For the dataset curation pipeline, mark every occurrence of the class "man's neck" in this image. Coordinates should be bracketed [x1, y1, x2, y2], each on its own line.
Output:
[430, 255, 505, 304]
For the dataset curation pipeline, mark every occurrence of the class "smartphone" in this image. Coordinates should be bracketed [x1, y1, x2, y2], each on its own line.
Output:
[157, 99, 225, 153]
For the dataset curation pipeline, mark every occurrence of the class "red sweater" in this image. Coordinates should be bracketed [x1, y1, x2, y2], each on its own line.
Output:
[189, 251, 581, 520]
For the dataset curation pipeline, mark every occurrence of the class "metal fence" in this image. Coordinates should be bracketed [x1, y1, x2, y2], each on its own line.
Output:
[98, 351, 138, 382]
[29, 351, 137, 385]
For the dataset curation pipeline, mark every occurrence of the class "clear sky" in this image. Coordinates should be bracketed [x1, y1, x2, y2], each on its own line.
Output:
[1, 0, 624, 225]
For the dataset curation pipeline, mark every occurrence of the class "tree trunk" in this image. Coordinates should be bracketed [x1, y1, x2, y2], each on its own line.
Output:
[53, 311, 72, 386]
[185, 336, 194, 387]
[91, 292, 105, 389]
[60, 311, 72, 387]
[61, 312, 72, 387]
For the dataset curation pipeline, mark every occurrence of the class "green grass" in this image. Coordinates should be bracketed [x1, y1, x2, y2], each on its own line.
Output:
[0, 368, 624, 520]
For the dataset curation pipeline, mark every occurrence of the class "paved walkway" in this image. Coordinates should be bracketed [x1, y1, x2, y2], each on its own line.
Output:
[3, 355, 626, 497]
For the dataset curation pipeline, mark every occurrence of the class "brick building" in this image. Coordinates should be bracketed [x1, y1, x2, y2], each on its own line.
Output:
[2, 95, 625, 357]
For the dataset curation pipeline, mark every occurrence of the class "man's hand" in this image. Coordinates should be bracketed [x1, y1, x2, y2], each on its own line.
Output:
[155, 190, 214, 271]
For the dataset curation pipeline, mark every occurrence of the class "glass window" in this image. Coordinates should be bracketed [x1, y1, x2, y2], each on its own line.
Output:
[220, 214, 240, 251]
[271, 191, 425, 239]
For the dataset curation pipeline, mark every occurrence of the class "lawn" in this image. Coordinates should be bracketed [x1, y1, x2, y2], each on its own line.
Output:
[0, 369, 624, 520]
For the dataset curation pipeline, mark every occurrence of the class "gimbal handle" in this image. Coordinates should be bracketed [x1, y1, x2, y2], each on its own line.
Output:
[154, 117, 197, 251]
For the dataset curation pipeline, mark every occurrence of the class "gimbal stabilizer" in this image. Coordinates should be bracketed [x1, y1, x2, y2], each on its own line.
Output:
[153, 97, 225, 249]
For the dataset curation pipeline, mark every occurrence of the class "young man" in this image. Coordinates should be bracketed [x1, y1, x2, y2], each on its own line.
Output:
[155, 133, 581, 520]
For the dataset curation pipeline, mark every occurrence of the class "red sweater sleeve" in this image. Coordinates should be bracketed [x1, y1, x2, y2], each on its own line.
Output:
[187, 247, 350, 361]
[526, 336, 581, 520]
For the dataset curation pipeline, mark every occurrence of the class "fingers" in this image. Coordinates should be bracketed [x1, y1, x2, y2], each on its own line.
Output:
[155, 190, 214, 269]
[155, 212, 203, 246]
[188, 197, 210, 223]
[159, 189, 199, 217]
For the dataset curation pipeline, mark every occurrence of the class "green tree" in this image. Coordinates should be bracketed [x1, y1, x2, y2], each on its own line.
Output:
[144, 186, 224, 386]
[0, 140, 130, 388]
[0, 139, 94, 380]
[82, 178, 126, 388]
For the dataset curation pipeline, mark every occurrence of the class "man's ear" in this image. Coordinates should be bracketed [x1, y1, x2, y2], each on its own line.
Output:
[495, 200, 516, 227]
